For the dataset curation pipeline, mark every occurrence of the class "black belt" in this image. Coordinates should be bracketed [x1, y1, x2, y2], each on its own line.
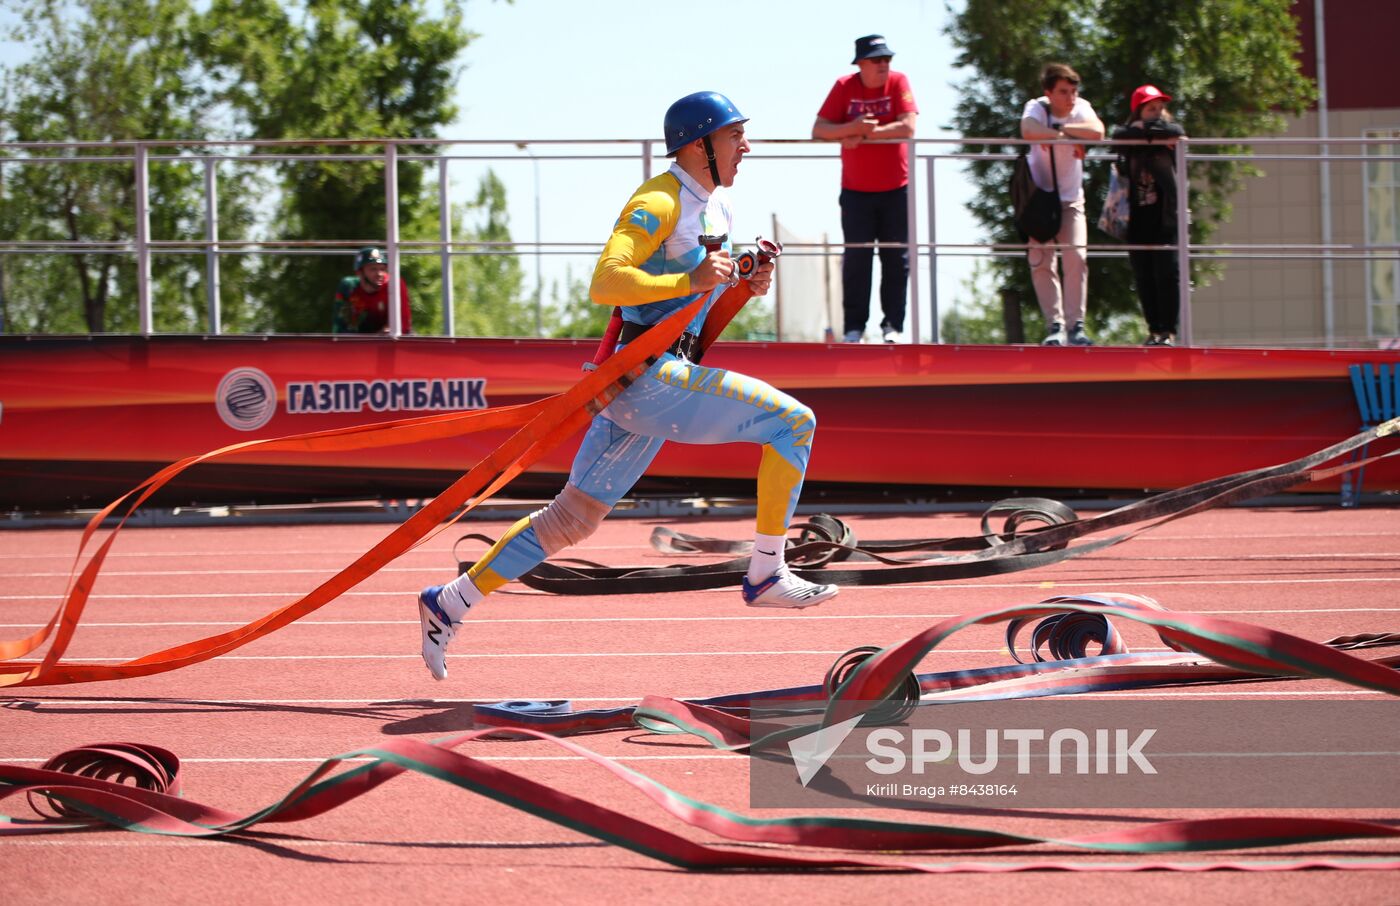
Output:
[617, 321, 701, 362]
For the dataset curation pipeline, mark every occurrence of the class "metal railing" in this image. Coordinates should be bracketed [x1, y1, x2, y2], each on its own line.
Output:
[1, 134, 1398, 347]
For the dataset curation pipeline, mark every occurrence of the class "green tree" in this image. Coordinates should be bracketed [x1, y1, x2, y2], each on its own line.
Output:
[0, 0, 257, 333]
[725, 295, 775, 341]
[198, 0, 474, 333]
[547, 266, 610, 339]
[945, 0, 1316, 342]
[447, 169, 535, 336]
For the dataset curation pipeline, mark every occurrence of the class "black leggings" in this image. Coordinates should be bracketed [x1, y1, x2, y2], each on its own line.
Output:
[1128, 247, 1180, 335]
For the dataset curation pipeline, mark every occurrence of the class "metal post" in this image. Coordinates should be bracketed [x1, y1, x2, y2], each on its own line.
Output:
[1175, 138, 1192, 346]
[905, 137, 919, 344]
[926, 154, 939, 344]
[532, 149, 542, 337]
[1, 162, 8, 334]
[642, 139, 652, 181]
[203, 158, 221, 335]
[1361, 136, 1375, 340]
[438, 155, 454, 337]
[385, 142, 402, 337]
[134, 143, 153, 335]
[771, 211, 783, 341]
[823, 232, 835, 342]
[1315, 0, 1335, 347]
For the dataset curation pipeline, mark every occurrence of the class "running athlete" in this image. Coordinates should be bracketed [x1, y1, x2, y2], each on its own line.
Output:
[415, 92, 838, 681]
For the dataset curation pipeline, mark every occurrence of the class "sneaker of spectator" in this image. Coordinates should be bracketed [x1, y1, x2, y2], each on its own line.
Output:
[1041, 322, 1067, 346]
[1067, 320, 1094, 346]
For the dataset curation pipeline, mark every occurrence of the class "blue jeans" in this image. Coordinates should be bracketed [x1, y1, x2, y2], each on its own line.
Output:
[840, 186, 909, 335]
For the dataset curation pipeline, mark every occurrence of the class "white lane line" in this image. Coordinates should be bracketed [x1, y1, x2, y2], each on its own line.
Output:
[0, 542, 665, 561]
[3, 648, 1020, 662]
[5, 689, 1384, 707]
[430, 576, 1400, 597]
[8, 567, 468, 578]
[1071, 690, 1391, 697]
[1, 529, 1393, 559]
[1, 606, 1395, 631]
[0, 698, 500, 704]
[6, 553, 1400, 579]
[0, 753, 742, 764]
[1124, 553, 1400, 560]
[2, 839, 610, 849]
[0, 614, 967, 627]
[6, 575, 1400, 603]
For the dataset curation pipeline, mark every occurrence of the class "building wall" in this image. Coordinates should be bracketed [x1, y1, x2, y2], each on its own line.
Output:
[1189, 107, 1400, 347]
[1293, 0, 1392, 112]
[1188, 2, 1399, 347]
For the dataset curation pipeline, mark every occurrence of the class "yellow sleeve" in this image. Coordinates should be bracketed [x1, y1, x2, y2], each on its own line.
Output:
[589, 179, 691, 307]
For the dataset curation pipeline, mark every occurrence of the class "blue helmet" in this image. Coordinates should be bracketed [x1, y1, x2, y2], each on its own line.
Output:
[663, 91, 748, 156]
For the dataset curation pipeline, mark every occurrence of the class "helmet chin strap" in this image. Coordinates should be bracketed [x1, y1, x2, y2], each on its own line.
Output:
[702, 135, 721, 188]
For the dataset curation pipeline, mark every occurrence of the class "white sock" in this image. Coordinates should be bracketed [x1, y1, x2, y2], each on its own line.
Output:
[436, 574, 484, 624]
[747, 531, 787, 584]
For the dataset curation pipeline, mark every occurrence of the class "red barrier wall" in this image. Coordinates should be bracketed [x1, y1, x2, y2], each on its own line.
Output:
[1, 335, 1395, 508]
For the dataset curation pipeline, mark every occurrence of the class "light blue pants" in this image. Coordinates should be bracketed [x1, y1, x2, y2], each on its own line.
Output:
[465, 352, 817, 591]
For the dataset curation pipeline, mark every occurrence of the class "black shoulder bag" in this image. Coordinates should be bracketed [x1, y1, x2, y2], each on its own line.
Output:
[1011, 101, 1063, 242]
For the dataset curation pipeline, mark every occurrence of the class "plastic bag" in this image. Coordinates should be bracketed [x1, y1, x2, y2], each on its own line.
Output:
[1097, 163, 1130, 241]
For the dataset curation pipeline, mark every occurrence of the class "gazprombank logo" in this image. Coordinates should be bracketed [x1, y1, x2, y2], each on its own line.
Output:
[216, 367, 277, 431]
[215, 369, 492, 431]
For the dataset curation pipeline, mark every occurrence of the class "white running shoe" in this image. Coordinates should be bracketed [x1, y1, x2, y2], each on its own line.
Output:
[417, 585, 458, 681]
[742, 566, 840, 609]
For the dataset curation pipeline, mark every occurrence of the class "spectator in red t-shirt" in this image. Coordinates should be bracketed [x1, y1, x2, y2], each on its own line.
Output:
[813, 34, 918, 343]
[333, 246, 412, 334]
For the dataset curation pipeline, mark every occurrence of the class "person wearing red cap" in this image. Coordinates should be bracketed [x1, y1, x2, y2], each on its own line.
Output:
[813, 34, 919, 344]
[1111, 84, 1186, 345]
[1020, 63, 1105, 347]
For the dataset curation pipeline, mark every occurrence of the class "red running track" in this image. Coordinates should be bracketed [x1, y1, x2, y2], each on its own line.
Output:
[2, 505, 1399, 903]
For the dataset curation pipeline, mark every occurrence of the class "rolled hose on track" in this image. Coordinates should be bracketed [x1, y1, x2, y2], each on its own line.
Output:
[453, 423, 1400, 594]
[8, 595, 1400, 873]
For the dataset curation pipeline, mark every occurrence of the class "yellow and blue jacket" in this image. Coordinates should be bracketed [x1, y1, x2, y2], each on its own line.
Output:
[589, 163, 732, 335]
